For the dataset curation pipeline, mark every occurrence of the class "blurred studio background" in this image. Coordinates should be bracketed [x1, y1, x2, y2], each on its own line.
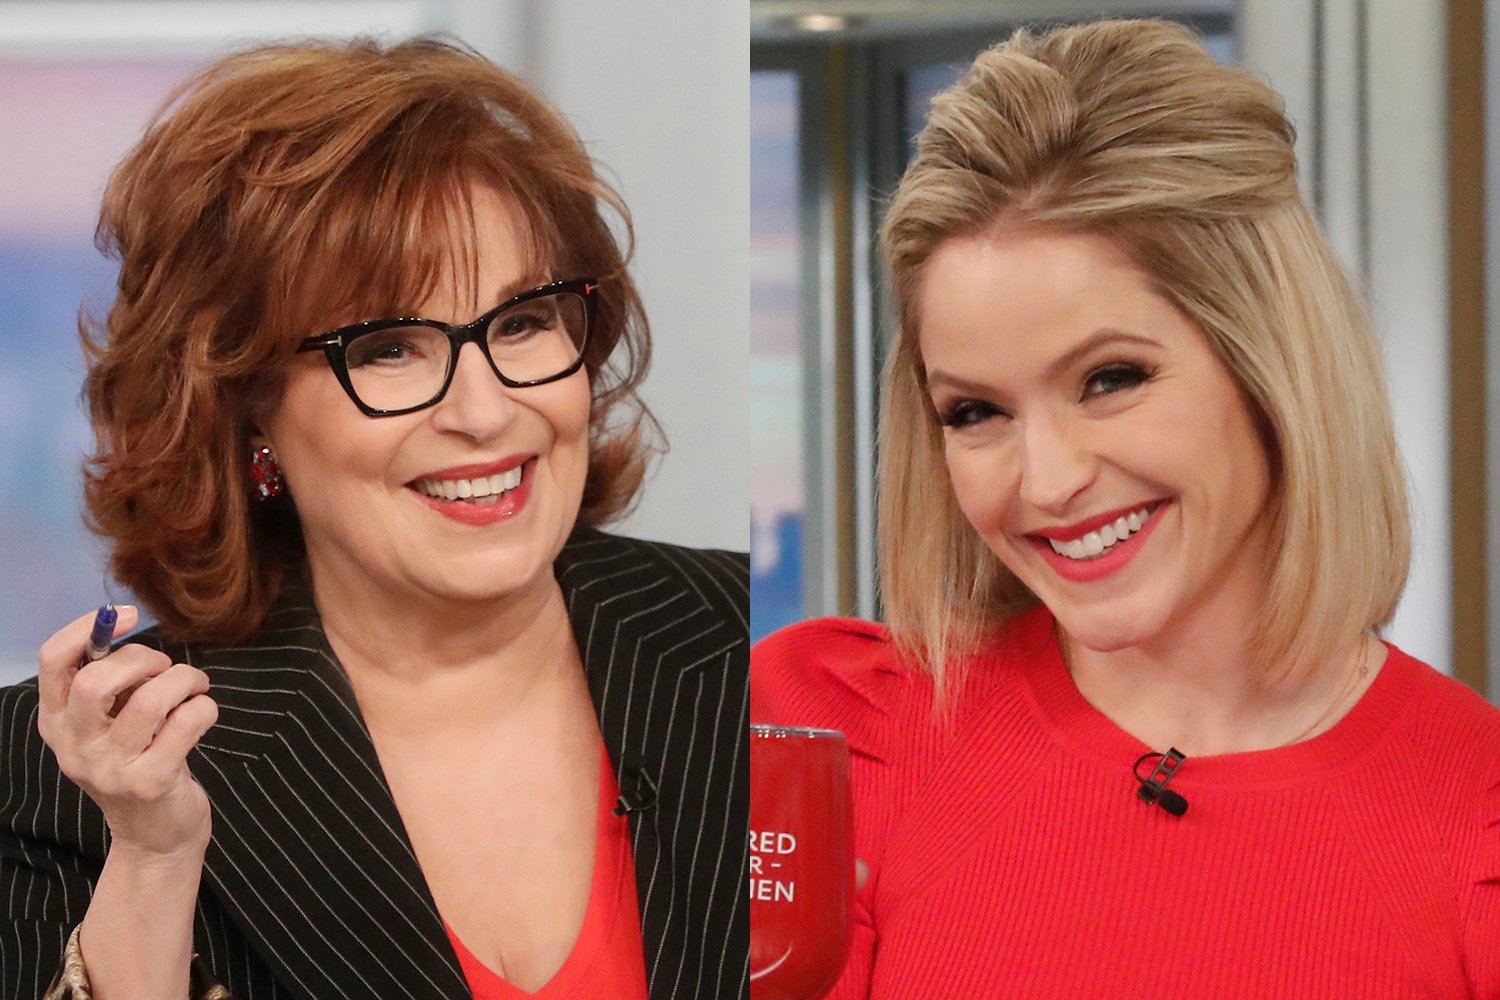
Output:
[0, 0, 748, 682]
[748, 0, 1498, 697]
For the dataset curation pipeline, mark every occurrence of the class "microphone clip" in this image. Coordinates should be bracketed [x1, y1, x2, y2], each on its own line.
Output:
[613, 765, 660, 817]
[1133, 748, 1189, 817]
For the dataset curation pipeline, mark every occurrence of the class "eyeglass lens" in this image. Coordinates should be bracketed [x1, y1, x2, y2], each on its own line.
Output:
[343, 291, 587, 411]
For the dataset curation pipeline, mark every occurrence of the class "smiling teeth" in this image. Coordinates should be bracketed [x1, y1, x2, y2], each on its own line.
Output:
[1047, 504, 1158, 561]
[414, 466, 523, 504]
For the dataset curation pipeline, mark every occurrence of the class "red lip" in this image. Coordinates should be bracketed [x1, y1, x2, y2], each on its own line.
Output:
[1027, 499, 1167, 542]
[409, 460, 534, 526]
[1028, 500, 1170, 584]
[410, 454, 534, 483]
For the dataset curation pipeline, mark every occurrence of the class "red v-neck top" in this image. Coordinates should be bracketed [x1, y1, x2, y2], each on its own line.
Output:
[444, 749, 648, 999]
[752, 606, 1500, 998]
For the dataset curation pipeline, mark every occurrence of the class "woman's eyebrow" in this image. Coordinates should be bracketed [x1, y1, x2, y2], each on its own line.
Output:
[926, 329, 1162, 396]
[492, 271, 554, 305]
[926, 370, 998, 397]
[1042, 329, 1162, 380]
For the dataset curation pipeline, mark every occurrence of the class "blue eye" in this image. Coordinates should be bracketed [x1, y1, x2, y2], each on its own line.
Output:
[1083, 363, 1154, 398]
[938, 400, 1006, 429]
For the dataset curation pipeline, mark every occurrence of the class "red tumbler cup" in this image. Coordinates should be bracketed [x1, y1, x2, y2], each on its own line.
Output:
[749, 724, 854, 1000]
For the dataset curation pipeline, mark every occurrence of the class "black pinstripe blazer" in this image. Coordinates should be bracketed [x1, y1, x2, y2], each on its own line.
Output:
[0, 528, 749, 1000]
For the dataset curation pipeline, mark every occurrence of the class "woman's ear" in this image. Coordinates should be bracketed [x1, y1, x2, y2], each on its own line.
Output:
[246, 405, 277, 455]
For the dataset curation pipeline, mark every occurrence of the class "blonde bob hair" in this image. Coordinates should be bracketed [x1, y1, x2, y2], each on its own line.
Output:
[878, 18, 1410, 700]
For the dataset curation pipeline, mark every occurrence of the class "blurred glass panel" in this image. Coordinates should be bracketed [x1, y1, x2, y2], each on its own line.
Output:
[0, 59, 201, 682]
[903, 59, 969, 159]
[750, 69, 804, 643]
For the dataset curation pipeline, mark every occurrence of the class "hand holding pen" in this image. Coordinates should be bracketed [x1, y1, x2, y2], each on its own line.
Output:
[36, 604, 219, 861]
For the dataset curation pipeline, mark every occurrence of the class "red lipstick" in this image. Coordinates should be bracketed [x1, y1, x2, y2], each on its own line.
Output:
[1028, 500, 1170, 583]
[407, 457, 534, 527]
[413, 454, 532, 481]
[1028, 500, 1166, 543]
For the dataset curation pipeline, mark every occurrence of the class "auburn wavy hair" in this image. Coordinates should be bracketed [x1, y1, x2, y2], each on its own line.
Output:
[82, 36, 658, 642]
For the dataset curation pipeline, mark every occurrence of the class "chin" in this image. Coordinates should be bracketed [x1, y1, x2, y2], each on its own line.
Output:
[1038, 591, 1171, 655]
[422, 569, 547, 607]
[420, 539, 561, 602]
[1055, 619, 1150, 655]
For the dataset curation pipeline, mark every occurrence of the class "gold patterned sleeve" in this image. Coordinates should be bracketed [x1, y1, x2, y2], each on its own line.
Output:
[42, 925, 236, 1000]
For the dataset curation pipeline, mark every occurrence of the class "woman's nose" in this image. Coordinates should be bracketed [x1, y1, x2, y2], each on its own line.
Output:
[429, 341, 518, 440]
[1017, 412, 1097, 515]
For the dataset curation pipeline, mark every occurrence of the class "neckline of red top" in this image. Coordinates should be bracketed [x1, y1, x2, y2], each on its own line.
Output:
[442, 745, 638, 999]
[993, 605, 1421, 789]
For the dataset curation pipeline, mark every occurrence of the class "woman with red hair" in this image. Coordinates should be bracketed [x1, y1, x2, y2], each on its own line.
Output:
[2, 38, 746, 1000]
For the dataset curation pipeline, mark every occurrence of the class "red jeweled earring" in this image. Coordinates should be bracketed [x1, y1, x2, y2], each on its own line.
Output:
[250, 446, 284, 500]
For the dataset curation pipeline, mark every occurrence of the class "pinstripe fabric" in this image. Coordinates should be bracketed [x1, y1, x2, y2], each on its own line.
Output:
[0, 528, 748, 1000]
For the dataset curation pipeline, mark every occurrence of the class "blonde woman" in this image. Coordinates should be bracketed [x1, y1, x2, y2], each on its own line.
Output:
[753, 19, 1500, 998]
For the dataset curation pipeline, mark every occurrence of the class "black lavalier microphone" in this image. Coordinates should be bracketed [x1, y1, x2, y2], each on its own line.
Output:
[1133, 748, 1189, 817]
[613, 764, 660, 816]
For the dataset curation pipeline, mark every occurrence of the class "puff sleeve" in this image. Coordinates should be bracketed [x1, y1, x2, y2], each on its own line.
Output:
[751, 618, 950, 1000]
[1462, 755, 1500, 997]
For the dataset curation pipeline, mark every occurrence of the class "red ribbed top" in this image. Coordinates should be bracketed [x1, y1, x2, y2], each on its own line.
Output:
[751, 607, 1500, 998]
[445, 748, 648, 999]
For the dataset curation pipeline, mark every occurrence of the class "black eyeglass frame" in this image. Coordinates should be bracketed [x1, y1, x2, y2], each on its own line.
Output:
[295, 276, 598, 417]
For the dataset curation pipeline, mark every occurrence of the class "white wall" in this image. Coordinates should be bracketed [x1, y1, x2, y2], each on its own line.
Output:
[455, 0, 750, 553]
[536, 1, 750, 553]
[1365, 0, 1451, 674]
[1241, 0, 1452, 674]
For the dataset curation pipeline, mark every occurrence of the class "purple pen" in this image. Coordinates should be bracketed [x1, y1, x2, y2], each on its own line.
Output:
[81, 603, 117, 666]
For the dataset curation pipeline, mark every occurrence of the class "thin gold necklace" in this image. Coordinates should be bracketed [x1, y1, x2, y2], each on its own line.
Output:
[1281, 639, 1372, 747]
